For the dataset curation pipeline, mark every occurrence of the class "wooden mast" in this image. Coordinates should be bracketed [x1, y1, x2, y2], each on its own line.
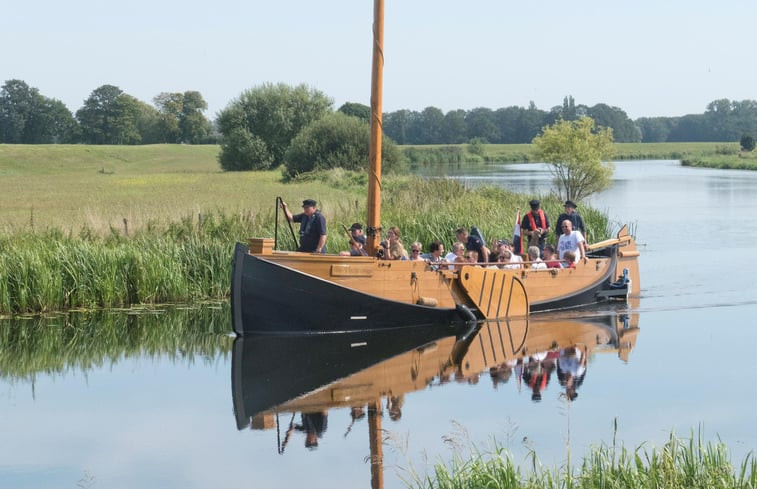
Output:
[366, 0, 384, 256]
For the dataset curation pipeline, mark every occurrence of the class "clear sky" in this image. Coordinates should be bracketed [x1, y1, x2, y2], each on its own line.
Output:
[4, 0, 756, 120]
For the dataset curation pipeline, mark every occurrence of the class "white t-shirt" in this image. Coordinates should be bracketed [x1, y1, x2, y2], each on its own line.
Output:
[557, 231, 586, 261]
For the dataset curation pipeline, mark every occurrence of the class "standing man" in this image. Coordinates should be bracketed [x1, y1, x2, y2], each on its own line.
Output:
[556, 219, 587, 264]
[556, 200, 586, 237]
[281, 199, 327, 253]
[521, 199, 551, 256]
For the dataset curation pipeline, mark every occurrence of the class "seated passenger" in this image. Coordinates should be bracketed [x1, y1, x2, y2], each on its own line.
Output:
[464, 249, 479, 265]
[385, 226, 408, 260]
[561, 250, 577, 268]
[409, 241, 424, 261]
[425, 241, 447, 265]
[528, 245, 547, 269]
[348, 222, 368, 256]
[444, 242, 465, 270]
[543, 244, 561, 268]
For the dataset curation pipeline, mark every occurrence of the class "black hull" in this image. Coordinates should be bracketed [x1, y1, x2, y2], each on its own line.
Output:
[231, 325, 462, 429]
[530, 247, 628, 313]
[231, 243, 467, 335]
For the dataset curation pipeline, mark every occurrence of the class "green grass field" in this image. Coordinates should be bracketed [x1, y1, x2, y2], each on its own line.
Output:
[0, 144, 367, 233]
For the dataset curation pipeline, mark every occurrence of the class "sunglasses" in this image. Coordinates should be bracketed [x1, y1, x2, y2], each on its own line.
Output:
[411, 249, 420, 253]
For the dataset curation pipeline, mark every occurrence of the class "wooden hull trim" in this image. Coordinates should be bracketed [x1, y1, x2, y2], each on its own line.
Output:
[529, 248, 622, 312]
[232, 243, 471, 335]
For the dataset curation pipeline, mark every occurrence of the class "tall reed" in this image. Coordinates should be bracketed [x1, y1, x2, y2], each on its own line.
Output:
[0, 175, 614, 315]
[405, 429, 755, 489]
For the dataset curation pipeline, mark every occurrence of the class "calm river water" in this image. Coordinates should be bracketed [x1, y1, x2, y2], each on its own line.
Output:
[2, 161, 756, 489]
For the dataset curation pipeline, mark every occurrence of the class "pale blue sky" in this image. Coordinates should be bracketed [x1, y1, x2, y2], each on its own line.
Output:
[4, 0, 755, 120]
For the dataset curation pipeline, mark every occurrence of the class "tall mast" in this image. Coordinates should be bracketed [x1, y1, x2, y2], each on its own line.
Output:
[366, 0, 384, 256]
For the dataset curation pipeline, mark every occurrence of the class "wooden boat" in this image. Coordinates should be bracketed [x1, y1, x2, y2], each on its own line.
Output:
[231, 312, 639, 487]
[229, 0, 640, 335]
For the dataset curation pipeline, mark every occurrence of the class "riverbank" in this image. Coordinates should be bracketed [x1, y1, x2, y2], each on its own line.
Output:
[0, 146, 613, 314]
[403, 141, 751, 168]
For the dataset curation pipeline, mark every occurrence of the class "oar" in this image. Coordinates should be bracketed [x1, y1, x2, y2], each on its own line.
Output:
[276, 196, 298, 249]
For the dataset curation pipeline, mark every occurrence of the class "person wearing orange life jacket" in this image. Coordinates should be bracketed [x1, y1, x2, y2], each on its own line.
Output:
[520, 199, 551, 257]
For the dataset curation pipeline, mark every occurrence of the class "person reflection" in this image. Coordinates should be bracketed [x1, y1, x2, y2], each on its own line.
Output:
[522, 351, 556, 402]
[287, 410, 329, 449]
[557, 345, 587, 401]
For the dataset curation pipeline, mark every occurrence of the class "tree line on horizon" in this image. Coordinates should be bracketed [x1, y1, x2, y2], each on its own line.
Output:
[2, 79, 757, 146]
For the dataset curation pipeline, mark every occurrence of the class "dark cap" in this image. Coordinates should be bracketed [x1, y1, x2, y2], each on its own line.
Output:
[564, 200, 577, 208]
[302, 199, 317, 208]
[349, 222, 362, 230]
[529, 199, 540, 209]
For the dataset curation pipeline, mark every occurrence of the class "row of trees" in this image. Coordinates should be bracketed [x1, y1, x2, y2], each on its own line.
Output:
[382, 96, 642, 144]
[4, 78, 757, 146]
[0, 80, 214, 145]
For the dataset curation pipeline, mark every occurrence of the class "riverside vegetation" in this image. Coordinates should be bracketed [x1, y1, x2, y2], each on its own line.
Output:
[1, 144, 614, 316]
[2, 140, 741, 315]
[403, 427, 756, 489]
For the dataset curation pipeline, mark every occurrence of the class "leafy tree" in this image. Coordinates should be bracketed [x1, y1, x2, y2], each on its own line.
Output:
[740, 134, 755, 152]
[217, 83, 332, 171]
[0, 79, 77, 143]
[76, 85, 142, 144]
[383, 109, 411, 144]
[587, 103, 641, 142]
[153, 91, 212, 143]
[441, 109, 467, 144]
[418, 106, 445, 144]
[532, 117, 615, 202]
[465, 107, 498, 143]
[337, 102, 370, 123]
[153, 92, 183, 142]
[283, 112, 403, 179]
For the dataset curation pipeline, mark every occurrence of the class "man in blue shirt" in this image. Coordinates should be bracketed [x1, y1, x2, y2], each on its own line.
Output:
[281, 199, 327, 253]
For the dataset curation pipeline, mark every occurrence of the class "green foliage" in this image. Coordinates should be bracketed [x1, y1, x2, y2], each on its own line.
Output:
[532, 117, 615, 202]
[76, 85, 144, 144]
[153, 91, 213, 144]
[337, 101, 370, 122]
[284, 112, 404, 178]
[216, 82, 333, 171]
[740, 134, 755, 152]
[0, 79, 77, 143]
[467, 138, 486, 157]
[406, 430, 755, 489]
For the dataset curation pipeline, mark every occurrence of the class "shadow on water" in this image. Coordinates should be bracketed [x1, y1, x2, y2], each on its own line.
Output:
[232, 309, 639, 489]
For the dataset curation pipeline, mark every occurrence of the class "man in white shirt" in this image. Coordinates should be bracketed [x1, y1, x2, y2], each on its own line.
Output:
[556, 220, 587, 264]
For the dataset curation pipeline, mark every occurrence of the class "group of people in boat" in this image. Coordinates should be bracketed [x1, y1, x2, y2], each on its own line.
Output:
[281, 197, 590, 269]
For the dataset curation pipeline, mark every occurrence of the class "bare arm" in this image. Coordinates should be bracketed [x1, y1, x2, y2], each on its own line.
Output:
[280, 201, 294, 222]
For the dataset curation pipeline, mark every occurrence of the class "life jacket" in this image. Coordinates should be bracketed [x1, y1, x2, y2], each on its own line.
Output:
[526, 210, 547, 236]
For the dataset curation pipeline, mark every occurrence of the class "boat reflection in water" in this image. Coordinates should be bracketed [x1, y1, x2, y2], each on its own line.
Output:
[231, 311, 639, 488]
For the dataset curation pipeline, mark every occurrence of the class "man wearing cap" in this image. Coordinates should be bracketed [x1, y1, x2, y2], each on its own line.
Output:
[520, 199, 551, 256]
[556, 200, 586, 237]
[348, 223, 368, 256]
[281, 199, 327, 253]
